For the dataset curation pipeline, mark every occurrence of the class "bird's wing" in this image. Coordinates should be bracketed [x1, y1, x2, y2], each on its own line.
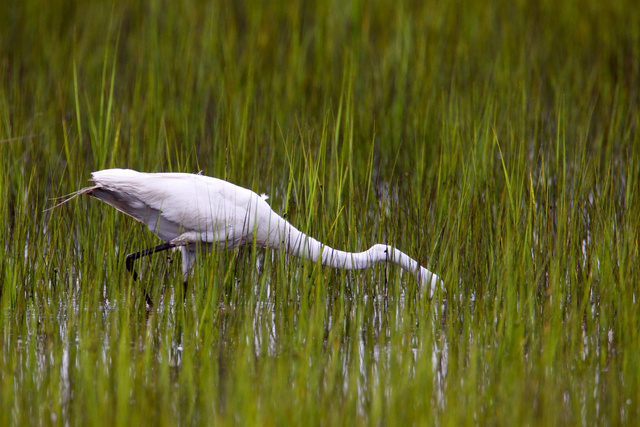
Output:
[90, 170, 264, 246]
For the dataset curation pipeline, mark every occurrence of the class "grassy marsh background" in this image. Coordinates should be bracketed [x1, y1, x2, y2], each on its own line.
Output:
[1, 0, 639, 424]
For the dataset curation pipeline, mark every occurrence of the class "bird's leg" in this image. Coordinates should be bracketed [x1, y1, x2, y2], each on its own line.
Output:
[125, 242, 177, 280]
[183, 279, 189, 303]
[144, 291, 154, 309]
[126, 242, 177, 307]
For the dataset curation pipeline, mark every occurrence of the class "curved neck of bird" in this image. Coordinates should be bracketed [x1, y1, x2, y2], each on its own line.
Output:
[277, 220, 420, 273]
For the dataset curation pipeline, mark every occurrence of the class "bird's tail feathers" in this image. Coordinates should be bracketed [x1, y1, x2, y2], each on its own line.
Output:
[43, 185, 98, 212]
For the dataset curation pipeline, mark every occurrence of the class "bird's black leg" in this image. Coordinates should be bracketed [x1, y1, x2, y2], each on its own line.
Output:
[125, 242, 177, 280]
[183, 279, 189, 303]
[125, 242, 177, 307]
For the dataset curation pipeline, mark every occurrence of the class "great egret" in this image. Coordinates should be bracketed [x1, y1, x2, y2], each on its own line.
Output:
[50, 169, 441, 295]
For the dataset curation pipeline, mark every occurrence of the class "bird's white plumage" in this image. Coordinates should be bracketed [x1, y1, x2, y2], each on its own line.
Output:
[62, 169, 442, 295]
[90, 169, 267, 246]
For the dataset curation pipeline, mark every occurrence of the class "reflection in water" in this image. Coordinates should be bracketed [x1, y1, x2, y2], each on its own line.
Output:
[14, 257, 451, 421]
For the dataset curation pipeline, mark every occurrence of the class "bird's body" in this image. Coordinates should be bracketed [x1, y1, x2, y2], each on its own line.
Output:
[54, 169, 440, 295]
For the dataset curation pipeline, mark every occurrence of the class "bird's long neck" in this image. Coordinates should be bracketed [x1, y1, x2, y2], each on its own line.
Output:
[269, 216, 440, 293]
[281, 222, 374, 269]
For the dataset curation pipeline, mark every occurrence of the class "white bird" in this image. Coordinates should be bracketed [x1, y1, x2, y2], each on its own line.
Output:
[50, 169, 441, 296]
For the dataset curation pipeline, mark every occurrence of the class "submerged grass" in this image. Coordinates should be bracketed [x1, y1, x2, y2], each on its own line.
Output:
[1, 0, 639, 424]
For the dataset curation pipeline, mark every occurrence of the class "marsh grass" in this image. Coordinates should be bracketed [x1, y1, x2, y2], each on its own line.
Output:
[1, 0, 639, 425]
